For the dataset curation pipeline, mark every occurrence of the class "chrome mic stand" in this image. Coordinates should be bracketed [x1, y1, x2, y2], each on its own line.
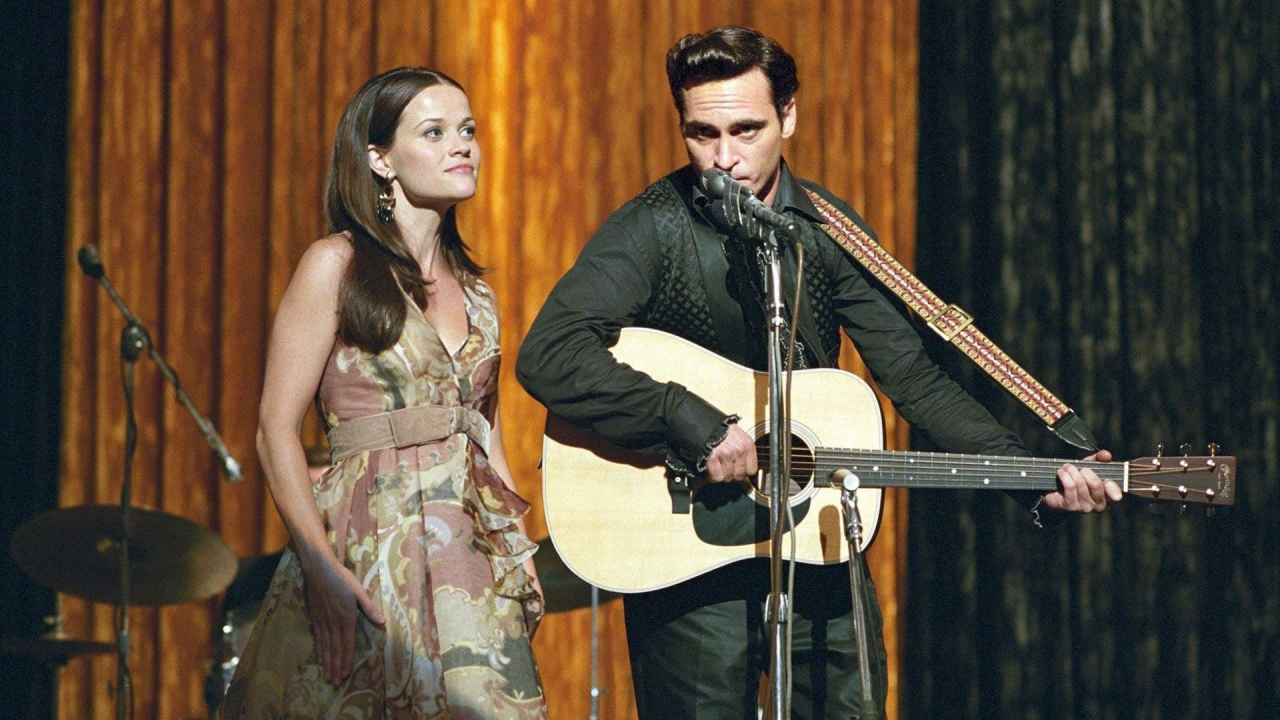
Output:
[78, 245, 244, 485]
[589, 585, 601, 720]
[835, 470, 880, 719]
[761, 221, 794, 720]
[711, 173, 800, 720]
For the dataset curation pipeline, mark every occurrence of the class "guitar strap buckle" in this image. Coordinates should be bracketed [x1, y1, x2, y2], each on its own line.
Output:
[926, 303, 974, 342]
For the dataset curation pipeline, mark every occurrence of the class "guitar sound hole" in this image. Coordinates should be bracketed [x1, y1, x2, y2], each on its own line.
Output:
[753, 433, 815, 499]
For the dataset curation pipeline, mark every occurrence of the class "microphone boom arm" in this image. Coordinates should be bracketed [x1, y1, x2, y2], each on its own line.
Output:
[79, 245, 243, 482]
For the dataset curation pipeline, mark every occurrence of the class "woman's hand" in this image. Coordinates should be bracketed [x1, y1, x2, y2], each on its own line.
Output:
[523, 554, 544, 640]
[300, 555, 386, 685]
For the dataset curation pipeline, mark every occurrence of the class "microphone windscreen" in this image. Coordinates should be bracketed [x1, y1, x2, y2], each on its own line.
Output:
[707, 198, 731, 229]
[700, 168, 729, 196]
[77, 245, 104, 279]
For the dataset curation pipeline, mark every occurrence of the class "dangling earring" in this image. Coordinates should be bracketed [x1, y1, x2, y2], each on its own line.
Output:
[376, 175, 396, 223]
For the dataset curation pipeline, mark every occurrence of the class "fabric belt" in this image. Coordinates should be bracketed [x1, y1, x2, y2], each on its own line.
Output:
[327, 405, 492, 463]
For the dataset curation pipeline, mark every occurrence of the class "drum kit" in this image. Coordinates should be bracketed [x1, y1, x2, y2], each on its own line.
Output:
[6, 503, 617, 718]
[4, 503, 240, 718]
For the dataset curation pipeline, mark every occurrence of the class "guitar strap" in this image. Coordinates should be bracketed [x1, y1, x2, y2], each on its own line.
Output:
[803, 188, 1100, 453]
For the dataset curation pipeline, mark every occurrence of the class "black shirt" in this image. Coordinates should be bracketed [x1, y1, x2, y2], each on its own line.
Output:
[516, 161, 1031, 475]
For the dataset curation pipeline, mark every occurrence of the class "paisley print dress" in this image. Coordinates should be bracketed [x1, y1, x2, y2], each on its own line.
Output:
[220, 278, 546, 719]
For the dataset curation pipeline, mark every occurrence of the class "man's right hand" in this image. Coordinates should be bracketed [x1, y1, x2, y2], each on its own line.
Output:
[706, 422, 759, 483]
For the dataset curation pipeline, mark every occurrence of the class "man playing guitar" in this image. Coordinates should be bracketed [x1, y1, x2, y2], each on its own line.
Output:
[516, 26, 1119, 720]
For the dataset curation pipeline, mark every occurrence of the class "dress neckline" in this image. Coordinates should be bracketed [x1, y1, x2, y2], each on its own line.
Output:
[401, 281, 475, 360]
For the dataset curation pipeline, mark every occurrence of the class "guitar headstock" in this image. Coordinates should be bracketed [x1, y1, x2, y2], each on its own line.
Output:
[1125, 444, 1235, 506]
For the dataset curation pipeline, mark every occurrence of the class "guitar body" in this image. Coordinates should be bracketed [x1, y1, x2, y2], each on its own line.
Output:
[542, 327, 885, 593]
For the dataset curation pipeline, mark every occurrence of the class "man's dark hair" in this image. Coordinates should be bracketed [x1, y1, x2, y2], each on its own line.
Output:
[666, 26, 799, 119]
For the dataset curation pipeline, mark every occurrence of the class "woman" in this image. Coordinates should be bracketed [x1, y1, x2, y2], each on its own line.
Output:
[220, 68, 547, 719]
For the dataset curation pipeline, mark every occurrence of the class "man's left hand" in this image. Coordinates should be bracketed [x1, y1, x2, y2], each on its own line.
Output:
[1041, 449, 1124, 513]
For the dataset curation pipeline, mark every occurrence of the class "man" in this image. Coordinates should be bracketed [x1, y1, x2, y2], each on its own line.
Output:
[516, 26, 1119, 719]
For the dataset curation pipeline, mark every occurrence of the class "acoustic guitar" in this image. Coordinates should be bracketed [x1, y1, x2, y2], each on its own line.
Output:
[541, 328, 1235, 593]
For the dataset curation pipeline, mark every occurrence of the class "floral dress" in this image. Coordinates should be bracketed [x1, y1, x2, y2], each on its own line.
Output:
[220, 278, 546, 719]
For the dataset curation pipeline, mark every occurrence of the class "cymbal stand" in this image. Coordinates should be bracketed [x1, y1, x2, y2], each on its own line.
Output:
[114, 321, 145, 720]
[40, 611, 72, 720]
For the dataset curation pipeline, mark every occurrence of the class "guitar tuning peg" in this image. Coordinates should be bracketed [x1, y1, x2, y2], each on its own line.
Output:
[1180, 503, 1188, 515]
[1205, 507, 1216, 518]
[1179, 443, 1192, 456]
[1208, 443, 1220, 457]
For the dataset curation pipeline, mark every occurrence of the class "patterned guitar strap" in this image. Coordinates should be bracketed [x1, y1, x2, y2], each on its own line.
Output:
[803, 188, 1100, 453]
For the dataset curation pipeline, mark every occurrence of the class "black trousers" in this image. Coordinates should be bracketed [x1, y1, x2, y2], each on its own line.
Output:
[624, 559, 888, 720]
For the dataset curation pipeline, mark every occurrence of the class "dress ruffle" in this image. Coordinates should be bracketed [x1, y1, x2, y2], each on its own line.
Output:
[466, 447, 545, 633]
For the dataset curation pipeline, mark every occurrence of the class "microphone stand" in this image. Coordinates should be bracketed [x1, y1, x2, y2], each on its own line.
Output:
[78, 246, 243, 485]
[715, 177, 797, 720]
[836, 471, 880, 719]
[761, 222, 793, 720]
[589, 585, 601, 720]
[77, 245, 244, 719]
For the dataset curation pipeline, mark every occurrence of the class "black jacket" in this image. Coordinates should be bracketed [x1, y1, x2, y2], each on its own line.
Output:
[517, 162, 1030, 475]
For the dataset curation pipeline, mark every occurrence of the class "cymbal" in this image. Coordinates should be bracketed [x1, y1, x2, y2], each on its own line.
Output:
[1, 632, 115, 665]
[9, 505, 237, 607]
[533, 537, 619, 614]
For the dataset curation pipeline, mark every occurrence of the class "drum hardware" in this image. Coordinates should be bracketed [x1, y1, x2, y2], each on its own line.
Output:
[533, 537, 619, 718]
[207, 454, 325, 713]
[10, 506, 238, 718]
[27, 244, 244, 720]
[2, 626, 115, 663]
[1, 613, 115, 718]
[205, 551, 285, 716]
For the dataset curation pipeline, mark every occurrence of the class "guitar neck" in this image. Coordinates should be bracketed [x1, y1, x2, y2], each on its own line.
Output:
[812, 448, 1128, 493]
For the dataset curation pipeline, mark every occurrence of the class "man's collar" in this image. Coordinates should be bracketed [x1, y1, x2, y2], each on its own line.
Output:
[688, 160, 823, 224]
[770, 160, 823, 223]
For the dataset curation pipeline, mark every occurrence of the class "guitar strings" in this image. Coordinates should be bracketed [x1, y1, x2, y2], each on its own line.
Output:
[749, 449, 1219, 499]
[766, 449, 1214, 477]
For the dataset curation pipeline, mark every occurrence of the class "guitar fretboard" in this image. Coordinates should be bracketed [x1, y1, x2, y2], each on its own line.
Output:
[810, 448, 1129, 492]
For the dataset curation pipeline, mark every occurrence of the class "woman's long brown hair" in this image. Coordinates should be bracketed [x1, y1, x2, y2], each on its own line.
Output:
[324, 67, 486, 354]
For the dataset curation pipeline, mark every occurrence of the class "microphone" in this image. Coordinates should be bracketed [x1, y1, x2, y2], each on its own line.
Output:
[699, 169, 797, 236]
[78, 244, 105, 279]
[211, 436, 244, 482]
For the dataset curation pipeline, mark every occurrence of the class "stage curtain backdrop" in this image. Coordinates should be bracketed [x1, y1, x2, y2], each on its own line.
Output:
[909, 1, 1277, 718]
[58, 2, 919, 718]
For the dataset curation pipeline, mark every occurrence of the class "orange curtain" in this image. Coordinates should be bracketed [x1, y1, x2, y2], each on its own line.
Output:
[59, 1, 916, 717]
